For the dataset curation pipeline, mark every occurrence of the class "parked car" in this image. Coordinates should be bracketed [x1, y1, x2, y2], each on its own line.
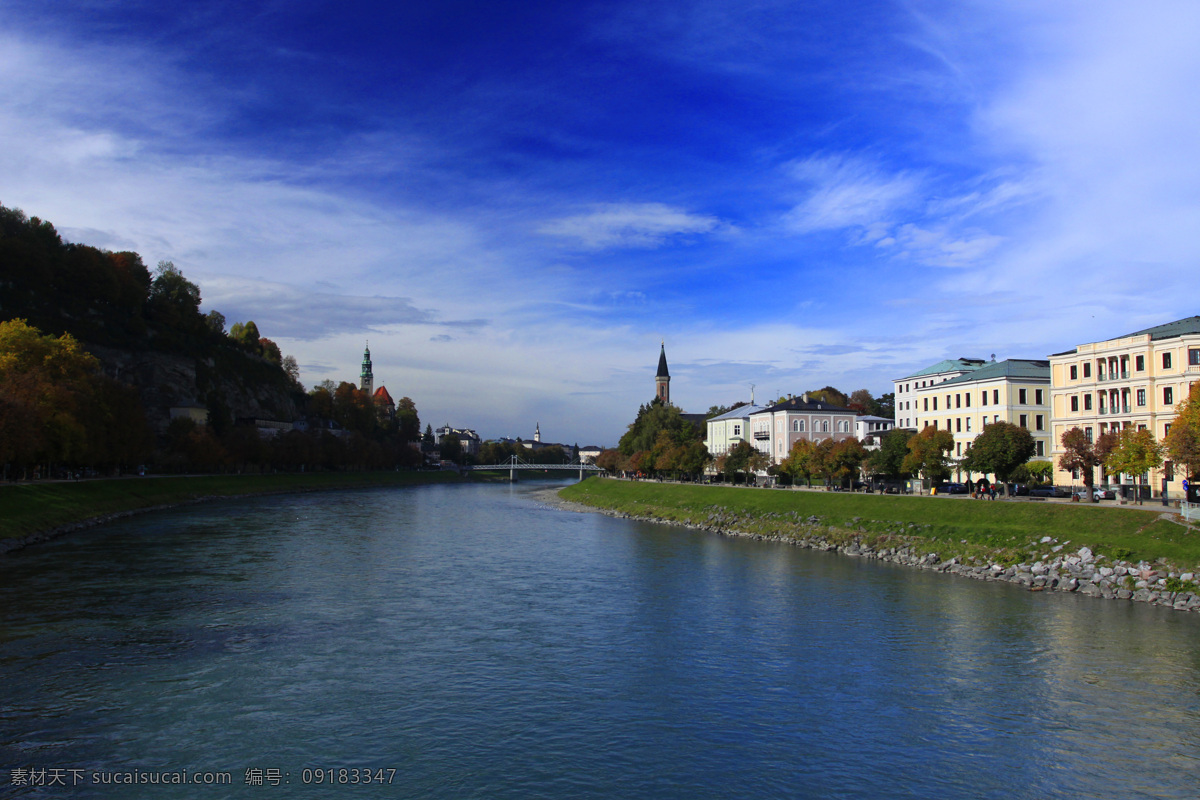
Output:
[1030, 486, 1071, 498]
[934, 482, 969, 495]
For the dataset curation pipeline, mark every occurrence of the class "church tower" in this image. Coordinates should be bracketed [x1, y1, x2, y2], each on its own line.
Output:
[655, 342, 670, 404]
[534, 422, 541, 443]
[360, 343, 374, 396]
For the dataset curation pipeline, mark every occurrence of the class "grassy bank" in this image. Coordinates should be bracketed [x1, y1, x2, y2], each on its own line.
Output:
[0, 471, 467, 545]
[560, 478, 1200, 569]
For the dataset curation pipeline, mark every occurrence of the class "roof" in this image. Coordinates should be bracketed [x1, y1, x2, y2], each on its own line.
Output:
[373, 385, 394, 404]
[1117, 315, 1200, 341]
[708, 404, 769, 421]
[656, 344, 670, 378]
[897, 357, 986, 380]
[939, 359, 1050, 386]
[756, 397, 856, 415]
[856, 415, 893, 423]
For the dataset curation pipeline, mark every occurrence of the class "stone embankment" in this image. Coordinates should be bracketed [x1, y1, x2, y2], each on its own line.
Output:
[588, 503, 1200, 614]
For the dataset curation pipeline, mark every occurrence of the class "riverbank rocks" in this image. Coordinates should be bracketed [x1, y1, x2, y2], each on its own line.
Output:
[584, 504, 1200, 616]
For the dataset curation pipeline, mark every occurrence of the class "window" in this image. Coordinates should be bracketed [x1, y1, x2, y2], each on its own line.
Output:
[956, 442, 962, 456]
[796, 420, 805, 432]
[1036, 441, 1044, 456]
[1136, 389, 1145, 406]
[965, 392, 971, 407]
[955, 418, 961, 432]
[1136, 355, 1145, 371]
[1070, 365, 1078, 380]
[733, 424, 741, 436]
[1035, 414, 1044, 431]
[966, 418, 972, 432]
[1085, 427, 1093, 442]
[1019, 388, 1027, 404]
[1071, 396, 1079, 412]
[791, 420, 799, 432]
[982, 391, 988, 406]
[1163, 352, 1173, 369]
[994, 414, 1000, 424]
[923, 397, 929, 411]
[1190, 349, 1200, 366]
[1165, 423, 1172, 437]
[1084, 394, 1092, 410]
[1019, 414, 1028, 428]
[821, 420, 829, 433]
[1083, 363, 1091, 378]
[993, 389, 999, 404]
[1035, 389, 1043, 405]
[946, 394, 951, 409]
[933, 397, 938, 411]
[955, 393, 961, 409]
[1165, 387, 1174, 405]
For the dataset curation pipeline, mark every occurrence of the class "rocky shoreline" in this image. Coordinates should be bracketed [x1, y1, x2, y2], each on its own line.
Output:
[536, 488, 1200, 615]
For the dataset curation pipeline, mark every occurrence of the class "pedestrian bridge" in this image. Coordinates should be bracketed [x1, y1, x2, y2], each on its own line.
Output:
[462, 455, 605, 481]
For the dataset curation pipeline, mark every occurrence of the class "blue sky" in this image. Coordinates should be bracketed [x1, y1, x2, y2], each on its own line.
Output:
[3, 0, 1199, 446]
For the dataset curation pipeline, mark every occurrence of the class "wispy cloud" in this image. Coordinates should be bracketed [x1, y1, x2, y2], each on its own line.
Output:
[539, 203, 727, 249]
[783, 154, 922, 239]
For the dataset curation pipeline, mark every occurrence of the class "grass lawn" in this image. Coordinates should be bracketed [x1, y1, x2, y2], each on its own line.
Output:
[560, 478, 1200, 569]
[0, 471, 466, 543]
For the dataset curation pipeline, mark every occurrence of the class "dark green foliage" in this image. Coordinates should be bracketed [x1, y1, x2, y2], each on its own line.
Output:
[865, 429, 914, 479]
[961, 422, 1036, 482]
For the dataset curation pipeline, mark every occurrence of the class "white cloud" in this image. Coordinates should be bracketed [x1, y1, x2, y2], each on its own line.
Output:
[539, 203, 726, 249]
[783, 154, 922, 237]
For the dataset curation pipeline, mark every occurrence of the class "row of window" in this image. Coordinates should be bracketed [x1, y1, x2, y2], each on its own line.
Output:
[914, 387, 1045, 412]
[1067, 386, 1176, 412]
[1067, 348, 1200, 380]
[924, 413, 1045, 433]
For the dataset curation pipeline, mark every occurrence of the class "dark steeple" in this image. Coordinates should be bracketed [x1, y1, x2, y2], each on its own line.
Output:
[655, 342, 670, 404]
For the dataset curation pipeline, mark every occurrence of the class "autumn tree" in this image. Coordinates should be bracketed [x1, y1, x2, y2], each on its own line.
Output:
[0, 319, 100, 476]
[779, 438, 818, 486]
[1058, 427, 1102, 500]
[902, 425, 954, 483]
[1164, 382, 1200, 480]
[717, 440, 769, 483]
[960, 421, 1036, 486]
[1104, 427, 1164, 504]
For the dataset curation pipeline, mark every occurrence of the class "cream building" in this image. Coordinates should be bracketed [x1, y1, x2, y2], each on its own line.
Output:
[930, 359, 1053, 478]
[748, 396, 858, 464]
[1049, 316, 1200, 496]
[892, 358, 986, 431]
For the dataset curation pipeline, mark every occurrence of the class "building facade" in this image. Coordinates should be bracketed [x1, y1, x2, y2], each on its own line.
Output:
[932, 359, 1053, 475]
[1049, 316, 1200, 496]
[893, 358, 986, 431]
[748, 396, 858, 464]
[854, 415, 895, 447]
[705, 401, 768, 458]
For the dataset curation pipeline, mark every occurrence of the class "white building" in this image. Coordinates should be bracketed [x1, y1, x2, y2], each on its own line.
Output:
[706, 401, 769, 458]
[854, 415, 895, 447]
[748, 395, 858, 464]
[893, 358, 986, 430]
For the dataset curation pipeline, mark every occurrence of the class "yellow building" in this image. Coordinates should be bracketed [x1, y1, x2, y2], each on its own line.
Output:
[912, 359, 1052, 480]
[1049, 316, 1200, 497]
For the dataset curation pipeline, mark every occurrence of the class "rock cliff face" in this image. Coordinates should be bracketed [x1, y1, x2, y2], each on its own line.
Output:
[87, 343, 301, 434]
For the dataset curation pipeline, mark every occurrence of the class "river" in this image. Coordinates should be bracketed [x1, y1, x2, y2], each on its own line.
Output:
[2, 480, 1199, 798]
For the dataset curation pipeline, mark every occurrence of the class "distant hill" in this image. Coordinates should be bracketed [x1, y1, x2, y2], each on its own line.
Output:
[0, 203, 302, 433]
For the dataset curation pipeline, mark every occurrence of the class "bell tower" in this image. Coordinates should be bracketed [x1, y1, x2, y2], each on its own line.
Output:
[360, 343, 374, 396]
[655, 342, 670, 404]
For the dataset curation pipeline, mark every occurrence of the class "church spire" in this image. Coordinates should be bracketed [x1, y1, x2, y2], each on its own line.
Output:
[360, 342, 374, 396]
[655, 342, 670, 404]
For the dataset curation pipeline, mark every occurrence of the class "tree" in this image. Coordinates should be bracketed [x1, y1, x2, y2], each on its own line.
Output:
[594, 448, 624, 474]
[717, 440, 769, 483]
[281, 355, 301, 386]
[205, 309, 226, 336]
[0, 319, 100, 475]
[902, 425, 954, 483]
[826, 438, 868, 488]
[1164, 382, 1200, 480]
[395, 397, 420, 442]
[1104, 427, 1164, 505]
[230, 320, 261, 349]
[874, 392, 896, 420]
[960, 421, 1036, 486]
[147, 261, 203, 333]
[1058, 427, 1101, 500]
[864, 429, 914, 480]
[805, 386, 849, 408]
[618, 398, 698, 457]
[779, 439, 818, 486]
[848, 389, 877, 415]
